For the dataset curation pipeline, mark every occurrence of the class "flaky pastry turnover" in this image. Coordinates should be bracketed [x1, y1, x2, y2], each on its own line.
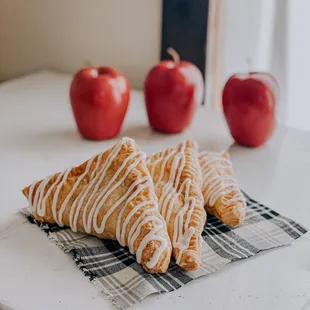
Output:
[199, 151, 246, 227]
[147, 140, 206, 271]
[22, 137, 172, 273]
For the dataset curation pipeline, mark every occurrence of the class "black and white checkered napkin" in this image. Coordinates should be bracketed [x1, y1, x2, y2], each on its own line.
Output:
[21, 192, 307, 309]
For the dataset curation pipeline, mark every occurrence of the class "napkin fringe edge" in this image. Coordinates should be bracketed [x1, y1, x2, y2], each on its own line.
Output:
[45, 229, 125, 310]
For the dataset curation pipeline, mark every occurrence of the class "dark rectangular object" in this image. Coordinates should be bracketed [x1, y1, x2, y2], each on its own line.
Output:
[161, 0, 209, 81]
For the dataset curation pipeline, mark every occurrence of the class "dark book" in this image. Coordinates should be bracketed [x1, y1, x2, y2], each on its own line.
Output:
[161, 0, 209, 82]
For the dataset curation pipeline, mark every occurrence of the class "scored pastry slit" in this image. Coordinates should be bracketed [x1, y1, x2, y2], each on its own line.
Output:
[199, 151, 246, 227]
[147, 140, 206, 271]
[22, 137, 172, 273]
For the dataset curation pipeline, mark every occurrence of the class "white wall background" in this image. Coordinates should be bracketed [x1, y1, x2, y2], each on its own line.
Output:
[1, 0, 309, 132]
[285, 0, 310, 131]
[222, 0, 275, 83]
[205, 0, 276, 109]
[0, 0, 162, 89]
[222, 0, 310, 132]
[0, 0, 275, 90]
[270, 0, 288, 127]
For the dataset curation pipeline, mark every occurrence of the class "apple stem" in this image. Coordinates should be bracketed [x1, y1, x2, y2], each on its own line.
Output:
[84, 60, 92, 67]
[246, 57, 252, 72]
[167, 48, 180, 64]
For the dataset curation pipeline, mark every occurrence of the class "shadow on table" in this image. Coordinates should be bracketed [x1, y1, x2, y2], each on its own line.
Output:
[121, 124, 178, 141]
[13, 127, 82, 152]
[13, 124, 177, 154]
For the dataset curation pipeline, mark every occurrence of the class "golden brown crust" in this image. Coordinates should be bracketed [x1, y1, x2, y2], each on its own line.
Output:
[199, 151, 246, 227]
[147, 140, 206, 271]
[22, 138, 172, 273]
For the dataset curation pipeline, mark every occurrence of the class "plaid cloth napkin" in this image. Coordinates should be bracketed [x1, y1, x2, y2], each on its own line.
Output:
[21, 191, 307, 309]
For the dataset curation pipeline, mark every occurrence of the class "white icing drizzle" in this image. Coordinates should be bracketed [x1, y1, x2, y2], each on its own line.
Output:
[148, 142, 200, 264]
[199, 151, 246, 207]
[27, 137, 168, 270]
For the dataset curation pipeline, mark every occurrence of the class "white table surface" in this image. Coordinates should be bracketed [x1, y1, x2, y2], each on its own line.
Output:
[0, 71, 309, 310]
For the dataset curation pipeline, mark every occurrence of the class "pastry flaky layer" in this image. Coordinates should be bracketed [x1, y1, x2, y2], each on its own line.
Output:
[147, 140, 206, 271]
[22, 137, 172, 273]
[199, 151, 246, 227]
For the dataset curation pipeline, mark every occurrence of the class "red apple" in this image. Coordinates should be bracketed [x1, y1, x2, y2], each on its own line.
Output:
[222, 72, 278, 147]
[70, 66, 130, 140]
[144, 48, 204, 133]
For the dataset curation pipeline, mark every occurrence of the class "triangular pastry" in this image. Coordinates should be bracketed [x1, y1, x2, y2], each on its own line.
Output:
[147, 140, 206, 271]
[22, 137, 172, 273]
[199, 151, 246, 227]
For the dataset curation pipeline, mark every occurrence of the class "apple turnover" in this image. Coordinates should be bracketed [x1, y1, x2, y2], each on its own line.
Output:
[22, 137, 172, 273]
[199, 151, 246, 227]
[147, 140, 206, 271]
